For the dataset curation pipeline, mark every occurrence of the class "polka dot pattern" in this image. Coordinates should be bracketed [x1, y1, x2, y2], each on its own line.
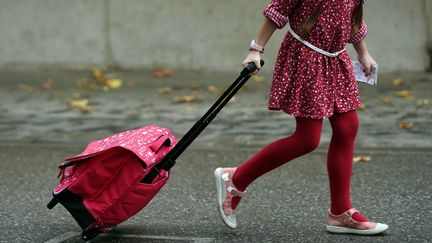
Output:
[263, 0, 367, 119]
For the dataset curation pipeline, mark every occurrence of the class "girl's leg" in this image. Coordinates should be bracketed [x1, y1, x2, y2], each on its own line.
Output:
[232, 116, 323, 198]
[327, 110, 367, 222]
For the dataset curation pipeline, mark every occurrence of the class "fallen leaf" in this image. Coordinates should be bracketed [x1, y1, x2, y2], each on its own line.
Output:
[91, 67, 108, 85]
[252, 75, 266, 83]
[353, 156, 371, 163]
[395, 90, 415, 100]
[392, 78, 404, 86]
[106, 79, 123, 89]
[416, 99, 429, 106]
[19, 84, 37, 93]
[380, 96, 394, 105]
[158, 87, 173, 94]
[69, 99, 92, 113]
[207, 85, 219, 93]
[153, 68, 175, 78]
[175, 95, 199, 103]
[398, 122, 413, 129]
[228, 96, 237, 104]
[41, 80, 55, 90]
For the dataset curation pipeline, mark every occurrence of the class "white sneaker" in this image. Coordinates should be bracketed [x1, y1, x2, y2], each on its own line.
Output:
[326, 208, 389, 235]
[214, 167, 245, 229]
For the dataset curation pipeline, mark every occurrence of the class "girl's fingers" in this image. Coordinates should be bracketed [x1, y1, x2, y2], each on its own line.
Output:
[363, 65, 371, 76]
[242, 52, 261, 75]
[255, 60, 261, 70]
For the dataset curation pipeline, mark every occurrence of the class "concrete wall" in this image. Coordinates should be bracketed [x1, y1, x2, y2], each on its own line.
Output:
[0, 0, 430, 73]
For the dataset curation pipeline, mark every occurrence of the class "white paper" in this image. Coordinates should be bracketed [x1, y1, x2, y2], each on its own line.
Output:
[351, 60, 378, 85]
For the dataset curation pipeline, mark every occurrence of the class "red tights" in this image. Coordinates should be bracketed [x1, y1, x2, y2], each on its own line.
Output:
[232, 110, 367, 222]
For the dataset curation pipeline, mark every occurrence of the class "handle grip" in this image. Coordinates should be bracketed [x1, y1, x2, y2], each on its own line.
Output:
[241, 60, 265, 76]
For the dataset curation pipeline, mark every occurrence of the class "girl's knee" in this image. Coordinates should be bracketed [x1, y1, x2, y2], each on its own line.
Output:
[330, 111, 359, 139]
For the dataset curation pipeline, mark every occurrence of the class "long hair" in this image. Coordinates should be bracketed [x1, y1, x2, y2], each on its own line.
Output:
[299, 2, 323, 39]
[352, 3, 363, 33]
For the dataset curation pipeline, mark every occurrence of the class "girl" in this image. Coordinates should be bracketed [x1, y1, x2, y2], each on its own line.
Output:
[214, 0, 389, 235]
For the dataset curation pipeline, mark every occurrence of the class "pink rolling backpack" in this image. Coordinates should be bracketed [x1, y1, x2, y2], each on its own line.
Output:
[47, 61, 263, 241]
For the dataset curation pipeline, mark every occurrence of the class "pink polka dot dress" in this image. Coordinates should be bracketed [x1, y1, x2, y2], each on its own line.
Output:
[264, 0, 368, 119]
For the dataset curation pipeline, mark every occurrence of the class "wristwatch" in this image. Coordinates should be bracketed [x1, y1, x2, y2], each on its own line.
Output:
[249, 40, 265, 53]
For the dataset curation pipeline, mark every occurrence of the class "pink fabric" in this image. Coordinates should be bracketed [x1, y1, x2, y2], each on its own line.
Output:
[54, 125, 177, 195]
[221, 168, 244, 215]
[327, 208, 375, 230]
[348, 20, 368, 43]
[53, 125, 177, 232]
[64, 125, 177, 167]
[264, 0, 366, 119]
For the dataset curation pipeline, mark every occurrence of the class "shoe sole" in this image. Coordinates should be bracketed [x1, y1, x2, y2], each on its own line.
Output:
[326, 223, 388, 235]
[214, 168, 236, 229]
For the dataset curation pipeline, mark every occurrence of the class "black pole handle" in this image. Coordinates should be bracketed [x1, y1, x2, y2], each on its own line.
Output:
[241, 60, 265, 76]
[141, 60, 265, 184]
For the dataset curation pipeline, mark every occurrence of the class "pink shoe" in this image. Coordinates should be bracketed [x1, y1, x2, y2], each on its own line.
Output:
[326, 208, 389, 235]
[214, 167, 245, 228]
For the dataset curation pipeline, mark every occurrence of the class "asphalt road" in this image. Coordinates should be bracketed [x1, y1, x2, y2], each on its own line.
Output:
[0, 142, 431, 243]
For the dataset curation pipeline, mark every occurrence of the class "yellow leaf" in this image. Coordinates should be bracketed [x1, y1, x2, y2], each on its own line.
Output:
[380, 96, 393, 105]
[398, 122, 413, 129]
[392, 78, 404, 86]
[395, 90, 415, 100]
[91, 67, 108, 84]
[158, 87, 173, 94]
[252, 75, 266, 83]
[18, 84, 37, 93]
[353, 156, 371, 163]
[69, 99, 92, 113]
[106, 79, 123, 89]
[175, 95, 199, 103]
[207, 85, 219, 93]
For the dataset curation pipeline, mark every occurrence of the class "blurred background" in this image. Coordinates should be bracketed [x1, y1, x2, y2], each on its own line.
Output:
[0, 0, 431, 72]
[0, 0, 430, 147]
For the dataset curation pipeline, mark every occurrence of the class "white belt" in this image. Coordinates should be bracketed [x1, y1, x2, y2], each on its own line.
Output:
[288, 26, 345, 58]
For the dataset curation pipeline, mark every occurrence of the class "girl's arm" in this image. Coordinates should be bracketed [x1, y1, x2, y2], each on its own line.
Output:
[242, 18, 278, 74]
[353, 39, 377, 76]
[255, 17, 278, 48]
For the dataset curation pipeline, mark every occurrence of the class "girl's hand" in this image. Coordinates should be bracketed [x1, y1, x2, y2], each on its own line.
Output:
[358, 53, 377, 76]
[242, 51, 262, 75]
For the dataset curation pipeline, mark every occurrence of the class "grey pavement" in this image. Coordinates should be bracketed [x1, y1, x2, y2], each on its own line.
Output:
[0, 69, 431, 242]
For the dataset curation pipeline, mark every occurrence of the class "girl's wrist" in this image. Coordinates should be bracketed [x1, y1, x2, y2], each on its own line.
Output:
[249, 40, 265, 53]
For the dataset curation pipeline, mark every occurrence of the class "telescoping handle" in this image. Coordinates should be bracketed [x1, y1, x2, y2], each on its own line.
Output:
[142, 60, 264, 183]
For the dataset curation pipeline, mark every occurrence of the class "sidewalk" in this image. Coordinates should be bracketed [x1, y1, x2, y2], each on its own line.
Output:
[0, 68, 431, 242]
[0, 68, 431, 149]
